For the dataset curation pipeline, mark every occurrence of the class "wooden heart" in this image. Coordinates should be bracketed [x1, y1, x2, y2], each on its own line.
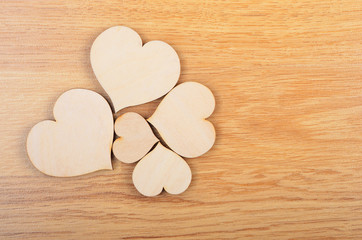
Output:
[90, 26, 180, 112]
[148, 82, 216, 158]
[113, 112, 158, 164]
[26, 89, 114, 177]
[132, 143, 192, 197]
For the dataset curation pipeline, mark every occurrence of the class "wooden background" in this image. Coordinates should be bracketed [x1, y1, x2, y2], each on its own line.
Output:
[0, 0, 361, 239]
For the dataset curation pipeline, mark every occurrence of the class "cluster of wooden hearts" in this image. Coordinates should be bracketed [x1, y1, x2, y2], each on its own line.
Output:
[26, 26, 215, 197]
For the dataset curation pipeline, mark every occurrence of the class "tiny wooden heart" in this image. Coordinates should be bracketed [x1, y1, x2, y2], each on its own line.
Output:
[148, 82, 216, 158]
[91, 26, 180, 112]
[113, 112, 158, 164]
[132, 143, 192, 197]
[26, 89, 114, 177]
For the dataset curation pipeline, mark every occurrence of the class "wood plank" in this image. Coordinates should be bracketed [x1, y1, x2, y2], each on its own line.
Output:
[0, 0, 361, 239]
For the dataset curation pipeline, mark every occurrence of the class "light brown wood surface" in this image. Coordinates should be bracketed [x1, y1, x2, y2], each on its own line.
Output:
[0, 0, 361, 239]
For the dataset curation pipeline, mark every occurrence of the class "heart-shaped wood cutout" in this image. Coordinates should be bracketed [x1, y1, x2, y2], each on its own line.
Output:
[132, 143, 191, 197]
[113, 112, 158, 164]
[26, 89, 114, 177]
[148, 82, 216, 158]
[90, 26, 180, 112]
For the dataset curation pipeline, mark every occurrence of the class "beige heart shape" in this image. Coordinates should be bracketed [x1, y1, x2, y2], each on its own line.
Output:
[132, 143, 192, 197]
[90, 26, 180, 112]
[26, 89, 114, 177]
[148, 82, 216, 158]
[113, 112, 158, 164]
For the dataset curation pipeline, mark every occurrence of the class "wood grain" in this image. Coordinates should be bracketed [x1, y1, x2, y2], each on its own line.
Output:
[0, 0, 361, 239]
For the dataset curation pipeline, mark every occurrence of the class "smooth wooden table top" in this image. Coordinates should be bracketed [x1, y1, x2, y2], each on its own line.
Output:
[0, 1, 361, 239]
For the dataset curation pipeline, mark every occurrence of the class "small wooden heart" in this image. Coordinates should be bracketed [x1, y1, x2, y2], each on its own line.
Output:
[91, 26, 180, 112]
[132, 143, 192, 197]
[148, 82, 216, 158]
[26, 89, 114, 177]
[113, 112, 158, 164]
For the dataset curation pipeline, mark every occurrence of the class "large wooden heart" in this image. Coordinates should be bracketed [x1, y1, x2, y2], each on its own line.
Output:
[26, 89, 114, 177]
[90, 26, 180, 112]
